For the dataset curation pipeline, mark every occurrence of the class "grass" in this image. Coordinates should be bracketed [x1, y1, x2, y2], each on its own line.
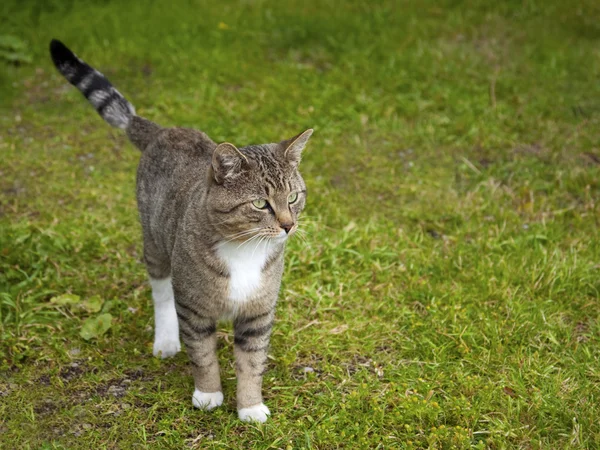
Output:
[1, 0, 600, 448]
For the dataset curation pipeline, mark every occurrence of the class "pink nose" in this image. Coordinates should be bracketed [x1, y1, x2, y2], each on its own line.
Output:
[280, 223, 294, 234]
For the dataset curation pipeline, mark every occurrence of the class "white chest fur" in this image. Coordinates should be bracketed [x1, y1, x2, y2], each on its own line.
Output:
[216, 239, 274, 303]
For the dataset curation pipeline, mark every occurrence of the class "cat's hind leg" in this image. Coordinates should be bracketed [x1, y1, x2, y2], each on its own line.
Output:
[145, 245, 181, 358]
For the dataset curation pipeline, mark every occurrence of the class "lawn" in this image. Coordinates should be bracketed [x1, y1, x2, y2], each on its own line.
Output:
[1, 0, 600, 448]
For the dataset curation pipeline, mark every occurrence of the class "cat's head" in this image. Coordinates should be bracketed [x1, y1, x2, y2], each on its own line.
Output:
[206, 129, 313, 244]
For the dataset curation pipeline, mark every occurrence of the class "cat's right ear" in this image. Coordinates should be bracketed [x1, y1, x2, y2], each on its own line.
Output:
[282, 129, 313, 166]
[212, 143, 248, 184]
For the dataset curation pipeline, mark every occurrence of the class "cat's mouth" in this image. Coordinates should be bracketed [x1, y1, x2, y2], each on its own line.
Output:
[272, 229, 290, 241]
[219, 226, 295, 246]
[250, 229, 290, 244]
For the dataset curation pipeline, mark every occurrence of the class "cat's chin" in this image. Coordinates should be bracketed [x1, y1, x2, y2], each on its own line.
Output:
[270, 230, 289, 242]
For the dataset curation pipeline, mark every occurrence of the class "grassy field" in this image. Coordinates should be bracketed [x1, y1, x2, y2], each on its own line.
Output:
[1, 0, 600, 448]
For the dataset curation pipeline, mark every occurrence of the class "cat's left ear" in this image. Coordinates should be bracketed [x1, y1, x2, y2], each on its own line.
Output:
[212, 142, 248, 184]
[281, 129, 313, 165]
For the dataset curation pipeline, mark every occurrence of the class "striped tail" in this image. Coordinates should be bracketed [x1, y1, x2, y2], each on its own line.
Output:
[49, 39, 136, 130]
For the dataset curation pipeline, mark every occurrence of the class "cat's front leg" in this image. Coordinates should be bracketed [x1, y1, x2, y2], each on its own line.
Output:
[176, 300, 223, 411]
[150, 277, 181, 358]
[233, 310, 275, 423]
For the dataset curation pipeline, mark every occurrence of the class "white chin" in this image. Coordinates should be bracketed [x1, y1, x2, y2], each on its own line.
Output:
[274, 230, 288, 241]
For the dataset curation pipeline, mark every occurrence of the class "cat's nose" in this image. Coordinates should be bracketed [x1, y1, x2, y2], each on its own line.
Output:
[280, 222, 294, 234]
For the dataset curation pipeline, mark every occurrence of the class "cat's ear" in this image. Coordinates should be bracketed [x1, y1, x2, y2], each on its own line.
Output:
[281, 129, 313, 165]
[212, 142, 248, 183]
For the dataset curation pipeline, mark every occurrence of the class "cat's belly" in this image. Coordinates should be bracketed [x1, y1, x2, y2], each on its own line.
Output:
[216, 239, 273, 303]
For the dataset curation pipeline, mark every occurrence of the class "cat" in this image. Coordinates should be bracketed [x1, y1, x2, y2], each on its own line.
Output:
[49, 39, 312, 423]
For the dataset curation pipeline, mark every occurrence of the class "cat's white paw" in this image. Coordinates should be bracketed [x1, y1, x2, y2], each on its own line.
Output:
[153, 338, 181, 358]
[238, 403, 270, 423]
[192, 390, 223, 410]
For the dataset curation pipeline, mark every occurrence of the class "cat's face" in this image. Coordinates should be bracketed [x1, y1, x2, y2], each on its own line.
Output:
[206, 130, 312, 244]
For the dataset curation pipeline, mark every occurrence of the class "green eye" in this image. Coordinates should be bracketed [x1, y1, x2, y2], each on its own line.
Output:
[288, 192, 298, 204]
[252, 199, 268, 209]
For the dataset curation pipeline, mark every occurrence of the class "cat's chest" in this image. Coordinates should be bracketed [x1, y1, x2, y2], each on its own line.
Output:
[216, 240, 275, 303]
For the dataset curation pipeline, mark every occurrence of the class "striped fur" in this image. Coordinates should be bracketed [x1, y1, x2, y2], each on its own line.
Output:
[49, 40, 313, 423]
[49, 39, 135, 129]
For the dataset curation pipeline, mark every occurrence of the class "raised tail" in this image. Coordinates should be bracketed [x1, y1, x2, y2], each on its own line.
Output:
[49, 39, 135, 130]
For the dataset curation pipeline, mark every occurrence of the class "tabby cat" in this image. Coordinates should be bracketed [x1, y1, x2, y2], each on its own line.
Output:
[49, 39, 312, 423]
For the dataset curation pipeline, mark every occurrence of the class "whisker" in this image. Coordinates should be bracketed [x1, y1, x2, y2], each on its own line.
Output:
[293, 231, 308, 244]
[220, 228, 263, 245]
[297, 220, 318, 225]
[252, 235, 267, 258]
[295, 226, 311, 236]
[296, 218, 318, 228]
[222, 228, 260, 240]
[294, 225, 312, 243]
[236, 233, 264, 250]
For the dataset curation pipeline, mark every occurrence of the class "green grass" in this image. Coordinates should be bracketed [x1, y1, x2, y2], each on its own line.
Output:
[1, 0, 600, 448]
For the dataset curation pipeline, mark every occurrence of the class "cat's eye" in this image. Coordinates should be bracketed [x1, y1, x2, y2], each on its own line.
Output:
[287, 192, 298, 204]
[252, 199, 268, 209]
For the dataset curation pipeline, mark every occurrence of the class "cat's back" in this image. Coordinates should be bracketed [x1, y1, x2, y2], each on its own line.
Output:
[141, 126, 216, 172]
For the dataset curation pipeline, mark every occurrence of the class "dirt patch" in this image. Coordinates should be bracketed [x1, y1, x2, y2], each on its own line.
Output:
[96, 379, 130, 399]
[426, 228, 443, 240]
[512, 143, 548, 157]
[574, 321, 590, 343]
[581, 152, 600, 166]
[512, 143, 558, 166]
[33, 398, 62, 416]
[291, 364, 322, 380]
[374, 345, 394, 355]
[344, 355, 384, 378]
[289, 48, 333, 73]
[37, 374, 51, 386]
[290, 353, 324, 380]
[59, 362, 92, 382]
[68, 388, 95, 405]
[94, 367, 158, 398]
[123, 367, 153, 382]
[0, 382, 18, 397]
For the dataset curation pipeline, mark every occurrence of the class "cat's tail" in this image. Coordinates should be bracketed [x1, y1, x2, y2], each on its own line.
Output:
[49, 39, 136, 130]
[49, 40, 160, 151]
[49, 40, 161, 151]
